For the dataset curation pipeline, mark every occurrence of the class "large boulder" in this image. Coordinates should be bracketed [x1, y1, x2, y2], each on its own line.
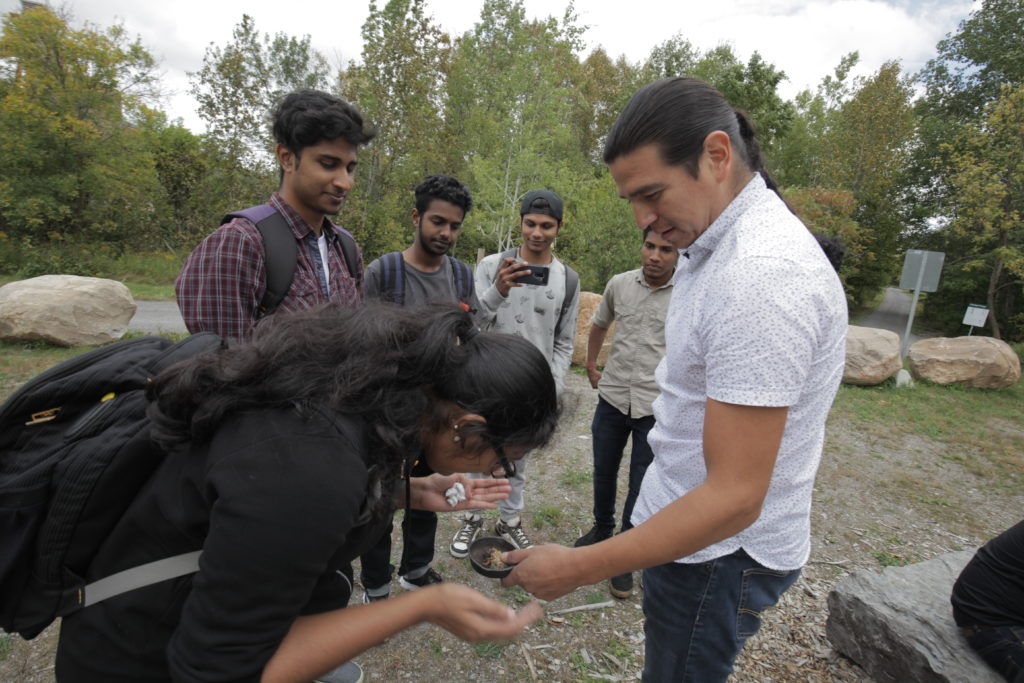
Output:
[572, 291, 615, 367]
[843, 325, 902, 385]
[826, 550, 1001, 682]
[907, 336, 1021, 389]
[0, 275, 136, 347]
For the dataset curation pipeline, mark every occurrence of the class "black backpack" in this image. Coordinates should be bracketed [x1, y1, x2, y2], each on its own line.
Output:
[222, 205, 362, 318]
[0, 332, 223, 639]
[377, 251, 474, 306]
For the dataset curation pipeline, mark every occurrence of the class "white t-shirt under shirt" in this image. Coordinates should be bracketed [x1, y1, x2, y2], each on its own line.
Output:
[631, 173, 848, 571]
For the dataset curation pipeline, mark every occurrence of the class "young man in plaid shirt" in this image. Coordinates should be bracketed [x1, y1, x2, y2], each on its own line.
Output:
[176, 90, 376, 342]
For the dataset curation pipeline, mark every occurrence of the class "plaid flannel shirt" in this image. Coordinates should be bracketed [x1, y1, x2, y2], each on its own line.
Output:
[175, 193, 364, 342]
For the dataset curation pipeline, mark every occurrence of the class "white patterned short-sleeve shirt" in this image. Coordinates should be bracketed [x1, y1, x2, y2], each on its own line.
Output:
[631, 174, 848, 571]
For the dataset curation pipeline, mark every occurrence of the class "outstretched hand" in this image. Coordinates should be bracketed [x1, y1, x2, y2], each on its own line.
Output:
[409, 473, 511, 512]
[424, 583, 543, 642]
[500, 543, 586, 601]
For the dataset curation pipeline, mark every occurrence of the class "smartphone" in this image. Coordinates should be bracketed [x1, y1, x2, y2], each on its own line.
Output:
[513, 264, 550, 286]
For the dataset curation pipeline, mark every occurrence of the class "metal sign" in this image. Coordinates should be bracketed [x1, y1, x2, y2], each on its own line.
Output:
[963, 304, 989, 329]
[899, 250, 945, 293]
[899, 250, 945, 357]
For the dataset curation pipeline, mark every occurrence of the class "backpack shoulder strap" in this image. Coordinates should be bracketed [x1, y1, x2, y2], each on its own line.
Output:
[334, 227, 362, 284]
[222, 206, 296, 319]
[448, 256, 474, 302]
[379, 252, 406, 305]
[558, 263, 580, 328]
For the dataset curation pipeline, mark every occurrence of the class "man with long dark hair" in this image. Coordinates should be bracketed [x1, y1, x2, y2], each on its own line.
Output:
[176, 90, 376, 342]
[358, 174, 480, 603]
[504, 78, 848, 681]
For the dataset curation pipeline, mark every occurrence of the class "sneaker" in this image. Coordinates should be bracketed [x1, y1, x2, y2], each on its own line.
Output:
[495, 519, 533, 550]
[574, 524, 614, 548]
[399, 567, 443, 591]
[609, 572, 634, 599]
[450, 515, 483, 558]
[361, 589, 389, 604]
[314, 660, 363, 683]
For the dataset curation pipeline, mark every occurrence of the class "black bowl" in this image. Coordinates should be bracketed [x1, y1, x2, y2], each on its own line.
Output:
[468, 536, 517, 578]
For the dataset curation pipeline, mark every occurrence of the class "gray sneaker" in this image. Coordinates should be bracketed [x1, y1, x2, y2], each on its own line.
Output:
[450, 515, 483, 558]
[314, 660, 363, 683]
[495, 519, 534, 550]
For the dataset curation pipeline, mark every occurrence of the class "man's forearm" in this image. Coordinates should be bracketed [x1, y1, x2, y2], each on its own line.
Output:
[587, 325, 608, 365]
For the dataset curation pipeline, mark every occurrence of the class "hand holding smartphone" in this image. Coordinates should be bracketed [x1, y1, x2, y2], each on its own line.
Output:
[513, 264, 550, 286]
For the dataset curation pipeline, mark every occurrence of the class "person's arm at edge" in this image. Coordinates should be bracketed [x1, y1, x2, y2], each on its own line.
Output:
[263, 586, 542, 683]
[175, 222, 262, 342]
[586, 276, 616, 388]
[503, 399, 788, 599]
[586, 324, 608, 389]
[473, 255, 502, 324]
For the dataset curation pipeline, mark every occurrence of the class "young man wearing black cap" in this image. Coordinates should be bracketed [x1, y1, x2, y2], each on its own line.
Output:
[449, 189, 580, 556]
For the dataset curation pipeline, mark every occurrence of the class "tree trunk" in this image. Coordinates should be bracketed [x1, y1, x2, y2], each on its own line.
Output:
[986, 254, 1004, 340]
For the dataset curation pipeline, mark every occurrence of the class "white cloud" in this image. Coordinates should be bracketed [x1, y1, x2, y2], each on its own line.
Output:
[0, 0, 975, 130]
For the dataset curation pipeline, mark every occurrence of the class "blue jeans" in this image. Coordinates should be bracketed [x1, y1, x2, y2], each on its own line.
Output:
[641, 549, 800, 682]
[591, 397, 655, 532]
[965, 625, 1024, 682]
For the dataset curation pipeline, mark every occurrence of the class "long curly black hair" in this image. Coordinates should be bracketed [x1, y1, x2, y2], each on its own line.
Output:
[147, 301, 559, 514]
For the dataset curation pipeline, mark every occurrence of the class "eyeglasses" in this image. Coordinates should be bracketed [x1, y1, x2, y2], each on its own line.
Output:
[494, 445, 517, 479]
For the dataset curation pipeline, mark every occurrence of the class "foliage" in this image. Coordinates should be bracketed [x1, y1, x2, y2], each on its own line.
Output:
[189, 14, 331, 171]
[0, 6, 162, 246]
[338, 0, 452, 258]
[939, 84, 1024, 340]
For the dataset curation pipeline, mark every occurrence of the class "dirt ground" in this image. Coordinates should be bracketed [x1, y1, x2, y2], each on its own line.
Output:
[2, 369, 1021, 682]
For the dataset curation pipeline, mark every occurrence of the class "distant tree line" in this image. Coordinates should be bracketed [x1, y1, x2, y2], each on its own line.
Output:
[0, 0, 1021, 339]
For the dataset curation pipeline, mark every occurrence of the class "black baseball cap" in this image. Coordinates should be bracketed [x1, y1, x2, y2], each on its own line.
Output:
[520, 189, 563, 222]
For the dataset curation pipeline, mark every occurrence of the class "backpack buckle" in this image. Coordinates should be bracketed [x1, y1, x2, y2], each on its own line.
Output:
[27, 408, 61, 426]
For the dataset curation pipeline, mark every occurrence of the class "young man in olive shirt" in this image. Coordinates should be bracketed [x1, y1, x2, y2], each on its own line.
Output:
[575, 228, 678, 598]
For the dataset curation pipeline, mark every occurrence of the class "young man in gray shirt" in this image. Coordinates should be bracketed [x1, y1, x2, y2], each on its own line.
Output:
[359, 174, 479, 602]
[449, 189, 580, 556]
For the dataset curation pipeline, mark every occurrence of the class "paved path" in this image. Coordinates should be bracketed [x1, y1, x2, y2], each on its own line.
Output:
[128, 300, 188, 335]
[852, 286, 937, 349]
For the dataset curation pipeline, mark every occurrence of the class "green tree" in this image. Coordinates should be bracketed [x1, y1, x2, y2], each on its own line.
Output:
[189, 14, 331, 171]
[338, 0, 452, 260]
[0, 5, 162, 251]
[443, 0, 586, 257]
[941, 84, 1024, 340]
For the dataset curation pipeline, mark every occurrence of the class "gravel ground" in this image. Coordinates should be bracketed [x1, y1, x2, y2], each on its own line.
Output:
[3, 368, 1021, 682]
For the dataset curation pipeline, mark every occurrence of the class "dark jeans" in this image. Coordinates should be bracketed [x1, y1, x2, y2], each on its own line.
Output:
[641, 549, 800, 682]
[360, 458, 437, 590]
[966, 625, 1024, 682]
[591, 396, 655, 532]
[359, 509, 437, 590]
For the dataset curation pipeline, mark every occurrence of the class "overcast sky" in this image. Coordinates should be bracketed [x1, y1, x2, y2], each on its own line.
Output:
[2, 0, 977, 132]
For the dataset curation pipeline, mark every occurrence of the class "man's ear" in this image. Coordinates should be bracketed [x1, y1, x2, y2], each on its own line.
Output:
[412, 208, 421, 229]
[701, 130, 734, 183]
[276, 143, 296, 174]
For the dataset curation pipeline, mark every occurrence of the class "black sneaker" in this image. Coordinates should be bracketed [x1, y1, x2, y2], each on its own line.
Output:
[574, 524, 614, 547]
[399, 567, 443, 591]
[610, 572, 634, 599]
[450, 515, 484, 558]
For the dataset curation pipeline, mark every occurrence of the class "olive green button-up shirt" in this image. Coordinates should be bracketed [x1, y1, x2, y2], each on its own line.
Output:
[591, 268, 674, 418]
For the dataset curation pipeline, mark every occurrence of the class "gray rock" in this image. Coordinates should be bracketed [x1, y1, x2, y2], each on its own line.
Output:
[0, 275, 136, 347]
[826, 550, 1002, 682]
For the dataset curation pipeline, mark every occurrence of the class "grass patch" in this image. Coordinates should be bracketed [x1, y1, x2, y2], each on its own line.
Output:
[472, 641, 505, 658]
[531, 504, 563, 529]
[560, 467, 592, 491]
[872, 550, 911, 567]
[126, 282, 177, 301]
[829, 378, 1024, 493]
